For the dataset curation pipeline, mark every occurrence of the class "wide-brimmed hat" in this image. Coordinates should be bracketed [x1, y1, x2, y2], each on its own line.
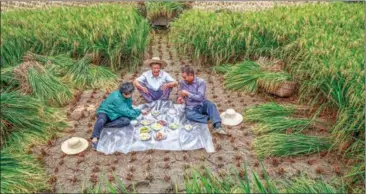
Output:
[143, 57, 167, 68]
[61, 137, 89, 155]
[220, 109, 243, 126]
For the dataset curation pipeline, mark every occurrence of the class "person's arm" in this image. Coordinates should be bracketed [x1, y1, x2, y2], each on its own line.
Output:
[187, 81, 206, 101]
[165, 73, 178, 87]
[113, 100, 141, 120]
[134, 74, 146, 90]
[134, 73, 149, 94]
[176, 81, 185, 104]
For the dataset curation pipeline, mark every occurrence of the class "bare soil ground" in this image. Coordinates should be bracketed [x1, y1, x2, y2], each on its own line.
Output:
[33, 30, 348, 193]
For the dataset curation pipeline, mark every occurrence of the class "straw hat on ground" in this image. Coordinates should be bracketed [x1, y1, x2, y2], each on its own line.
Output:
[144, 57, 167, 68]
[220, 109, 243, 126]
[61, 137, 89, 155]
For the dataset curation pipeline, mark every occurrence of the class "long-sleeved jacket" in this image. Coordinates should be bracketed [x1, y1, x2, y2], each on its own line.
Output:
[97, 90, 141, 120]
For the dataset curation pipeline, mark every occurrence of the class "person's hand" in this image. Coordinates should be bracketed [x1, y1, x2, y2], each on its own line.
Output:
[161, 83, 171, 91]
[141, 108, 149, 115]
[177, 97, 184, 104]
[180, 90, 190, 97]
[139, 86, 149, 94]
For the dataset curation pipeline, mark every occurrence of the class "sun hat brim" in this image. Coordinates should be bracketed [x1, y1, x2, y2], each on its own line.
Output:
[143, 59, 167, 68]
[61, 137, 89, 155]
[220, 112, 243, 126]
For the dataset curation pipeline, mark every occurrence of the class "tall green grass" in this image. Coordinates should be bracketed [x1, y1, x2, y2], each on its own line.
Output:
[1, 151, 50, 193]
[0, 91, 65, 149]
[253, 134, 331, 157]
[171, 2, 364, 183]
[145, 1, 186, 20]
[1, 5, 150, 70]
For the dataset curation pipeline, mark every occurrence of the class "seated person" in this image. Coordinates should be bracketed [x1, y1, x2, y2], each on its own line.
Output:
[177, 65, 226, 135]
[91, 82, 141, 150]
[134, 57, 178, 103]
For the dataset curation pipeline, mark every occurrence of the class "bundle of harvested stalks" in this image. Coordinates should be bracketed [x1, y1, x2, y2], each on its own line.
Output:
[63, 55, 118, 91]
[24, 53, 74, 77]
[243, 102, 296, 122]
[13, 61, 44, 94]
[13, 61, 73, 106]
[253, 133, 330, 157]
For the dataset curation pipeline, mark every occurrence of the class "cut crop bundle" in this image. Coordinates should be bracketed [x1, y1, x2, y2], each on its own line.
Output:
[253, 133, 330, 157]
[243, 102, 296, 122]
[224, 60, 296, 97]
[13, 61, 73, 107]
[254, 117, 312, 134]
[0, 91, 65, 149]
[62, 55, 118, 91]
[1, 151, 50, 193]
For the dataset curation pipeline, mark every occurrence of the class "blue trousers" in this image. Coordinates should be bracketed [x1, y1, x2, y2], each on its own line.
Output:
[91, 113, 130, 139]
[185, 100, 222, 128]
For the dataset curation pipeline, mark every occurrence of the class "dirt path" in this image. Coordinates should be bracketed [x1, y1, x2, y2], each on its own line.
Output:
[38, 30, 346, 193]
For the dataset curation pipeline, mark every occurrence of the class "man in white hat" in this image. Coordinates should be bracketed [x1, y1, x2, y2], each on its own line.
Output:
[134, 57, 178, 102]
[177, 65, 226, 135]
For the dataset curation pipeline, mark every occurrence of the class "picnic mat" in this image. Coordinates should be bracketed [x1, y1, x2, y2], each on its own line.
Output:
[97, 100, 215, 154]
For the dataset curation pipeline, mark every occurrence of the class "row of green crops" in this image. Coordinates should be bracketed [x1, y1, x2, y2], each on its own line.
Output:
[1, 4, 151, 71]
[170, 2, 364, 186]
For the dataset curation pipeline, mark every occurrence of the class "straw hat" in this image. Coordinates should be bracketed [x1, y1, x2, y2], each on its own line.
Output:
[61, 137, 89, 155]
[220, 109, 243, 126]
[143, 57, 167, 68]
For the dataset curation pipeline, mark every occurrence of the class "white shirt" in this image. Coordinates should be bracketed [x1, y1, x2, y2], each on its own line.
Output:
[136, 70, 176, 91]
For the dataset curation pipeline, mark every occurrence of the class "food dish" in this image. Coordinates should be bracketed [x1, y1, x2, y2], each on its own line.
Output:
[151, 110, 160, 116]
[169, 123, 179, 130]
[141, 120, 153, 126]
[141, 108, 150, 115]
[139, 126, 150, 133]
[154, 131, 167, 141]
[151, 123, 163, 131]
[184, 124, 193, 131]
[130, 120, 138, 126]
[158, 120, 167, 126]
[139, 133, 151, 141]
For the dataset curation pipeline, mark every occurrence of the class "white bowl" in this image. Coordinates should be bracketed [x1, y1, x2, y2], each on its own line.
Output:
[131, 120, 138, 126]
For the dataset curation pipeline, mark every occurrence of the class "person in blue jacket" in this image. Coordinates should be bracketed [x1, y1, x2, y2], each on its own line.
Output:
[91, 82, 141, 150]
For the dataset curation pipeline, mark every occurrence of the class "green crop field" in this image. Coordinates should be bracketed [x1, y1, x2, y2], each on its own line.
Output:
[0, 1, 364, 193]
